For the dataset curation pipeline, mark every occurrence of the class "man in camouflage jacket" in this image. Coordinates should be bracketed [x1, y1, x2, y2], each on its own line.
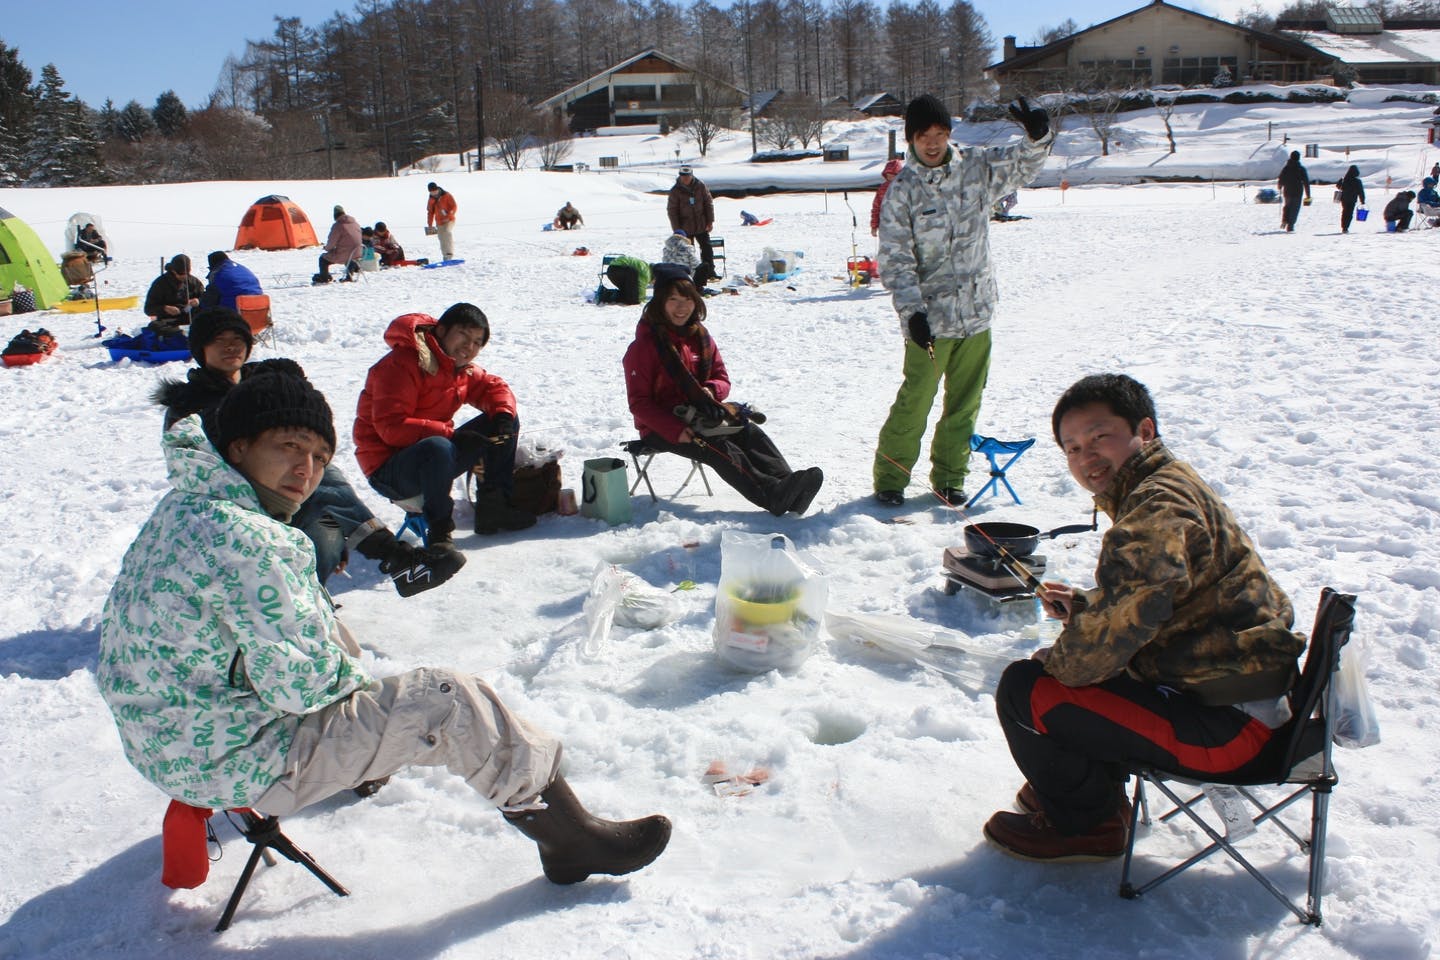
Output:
[984, 374, 1307, 862]
[872, 94, 1053, 505]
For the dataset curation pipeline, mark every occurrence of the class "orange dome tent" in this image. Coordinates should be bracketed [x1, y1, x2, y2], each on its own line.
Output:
[233, 195, 320, 251]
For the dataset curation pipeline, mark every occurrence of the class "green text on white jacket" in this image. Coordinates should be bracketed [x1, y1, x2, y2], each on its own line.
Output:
[98, 415, 372, 808]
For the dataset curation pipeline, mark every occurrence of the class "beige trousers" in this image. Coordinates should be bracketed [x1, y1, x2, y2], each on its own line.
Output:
[254, 667, 561, 816]
[436, 221, 456, 260]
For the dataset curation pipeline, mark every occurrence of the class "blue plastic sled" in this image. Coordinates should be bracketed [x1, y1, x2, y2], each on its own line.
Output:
[104, 330, 190, 364]
[422, 259, 466, 269]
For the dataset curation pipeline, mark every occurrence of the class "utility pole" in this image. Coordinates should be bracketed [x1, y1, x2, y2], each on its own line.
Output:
[744, 1, 757, 155]
[475, 64, 486, 171]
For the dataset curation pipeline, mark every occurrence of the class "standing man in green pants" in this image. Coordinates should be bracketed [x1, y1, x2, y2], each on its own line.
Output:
[873, 93, 1053, 506]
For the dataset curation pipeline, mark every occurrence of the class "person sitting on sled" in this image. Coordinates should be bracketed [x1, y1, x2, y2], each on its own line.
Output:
[984, 373, 1306, 862]
[622, 263, 824, 516]
[99, 370, 671, 887]
[372, 221, 406, 264]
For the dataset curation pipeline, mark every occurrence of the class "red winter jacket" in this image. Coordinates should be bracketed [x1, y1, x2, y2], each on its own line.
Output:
[353, 313, 516, 476]
[622, 319, 730, 444]
[870, 157, 904, 232]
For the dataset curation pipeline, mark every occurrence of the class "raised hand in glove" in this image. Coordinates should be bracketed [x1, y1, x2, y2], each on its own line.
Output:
[906, 311, 935, 350]
[485, 413, 517, 443]
[1007, 97, 1050, 141]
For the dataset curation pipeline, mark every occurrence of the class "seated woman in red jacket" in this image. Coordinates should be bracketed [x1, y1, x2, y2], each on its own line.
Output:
[622, 265, 823, 516]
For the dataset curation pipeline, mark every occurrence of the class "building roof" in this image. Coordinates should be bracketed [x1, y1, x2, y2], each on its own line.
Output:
[853, 92, 899, 111]
[537, 49, 745, 111]
[1299, 27, 1440, 65]
[988, 0, 1326, 72]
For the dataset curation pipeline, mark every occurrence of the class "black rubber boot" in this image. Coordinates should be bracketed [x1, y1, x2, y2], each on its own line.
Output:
[504, 775, 671, 884]
[473, 486, 537, 534]
[355, 529, 464, 598]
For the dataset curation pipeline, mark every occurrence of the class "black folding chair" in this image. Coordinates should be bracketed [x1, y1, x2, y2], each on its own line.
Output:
[1119, 587, 1357, 926]
[622, 438, 713, 504]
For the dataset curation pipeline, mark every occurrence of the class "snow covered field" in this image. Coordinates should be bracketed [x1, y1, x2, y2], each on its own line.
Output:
[1, 94, 1437, 959]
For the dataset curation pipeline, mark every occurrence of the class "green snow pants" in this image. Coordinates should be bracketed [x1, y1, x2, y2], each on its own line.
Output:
[873, 329, 991, 495]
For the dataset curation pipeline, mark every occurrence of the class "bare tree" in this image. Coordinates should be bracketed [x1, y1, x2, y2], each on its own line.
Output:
[1152, 91, 1178, 154]
[679, 74, 738, 157]
[486, 89, 537, 170]
[536, 110, 575, 169]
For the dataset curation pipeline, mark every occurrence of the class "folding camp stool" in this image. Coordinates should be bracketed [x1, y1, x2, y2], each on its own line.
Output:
[1119, 588, 1357, 926]
[708, 237, 726, 279]
[966, 435, 1035, 509]
[161, 800, 347, 932]
[391, 495, 429, 546]
[622, 438, 714, 503]
[234, 294, 273, 346]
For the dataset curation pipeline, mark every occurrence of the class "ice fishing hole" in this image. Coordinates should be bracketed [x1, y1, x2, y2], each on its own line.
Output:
[808, 711, 867, 746]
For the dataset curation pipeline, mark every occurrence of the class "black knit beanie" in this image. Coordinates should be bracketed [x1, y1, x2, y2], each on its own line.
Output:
[904, 94, 951, 143]
[188, 307, 254, 364]
[211, 371, 336, 456]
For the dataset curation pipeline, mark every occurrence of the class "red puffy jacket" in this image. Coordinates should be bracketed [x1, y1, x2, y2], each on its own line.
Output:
[622, 319, 730, 444]
[353, 313, 516, 476]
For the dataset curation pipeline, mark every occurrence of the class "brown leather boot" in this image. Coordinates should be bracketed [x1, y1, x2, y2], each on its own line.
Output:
[983, 807, 1128, 862]
[504, 775, 671, 884]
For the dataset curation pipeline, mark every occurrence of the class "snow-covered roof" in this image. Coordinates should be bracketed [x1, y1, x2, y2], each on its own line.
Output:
[1300, 28, 1440, 65]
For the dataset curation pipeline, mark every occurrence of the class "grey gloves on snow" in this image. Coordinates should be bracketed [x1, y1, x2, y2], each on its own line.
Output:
[906, 312, 935, 350]
[1008, 97, 1050, 141]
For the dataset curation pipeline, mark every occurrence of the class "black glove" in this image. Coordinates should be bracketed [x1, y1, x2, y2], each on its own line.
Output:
[906, 312, 934, 349]
[485, 413, 516, 443]
[1008, 97, 1050, 141]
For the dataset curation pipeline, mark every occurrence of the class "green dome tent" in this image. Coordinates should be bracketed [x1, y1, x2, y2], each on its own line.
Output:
[0, 208, 68, 309]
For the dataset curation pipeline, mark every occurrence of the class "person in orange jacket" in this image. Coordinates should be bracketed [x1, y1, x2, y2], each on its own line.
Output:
[426, 181, 458, 260]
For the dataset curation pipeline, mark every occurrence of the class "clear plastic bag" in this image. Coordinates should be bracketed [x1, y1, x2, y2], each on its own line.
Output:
[713, 531, 826, 673]
[582, 564, 683, 656]
[1328, 634, 1380, 748]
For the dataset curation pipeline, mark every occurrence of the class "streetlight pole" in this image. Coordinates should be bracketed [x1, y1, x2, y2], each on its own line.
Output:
[475, 63, 486, 171]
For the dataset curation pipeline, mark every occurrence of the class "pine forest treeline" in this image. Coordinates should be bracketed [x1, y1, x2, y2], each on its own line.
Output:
[0, 0, 993, 185]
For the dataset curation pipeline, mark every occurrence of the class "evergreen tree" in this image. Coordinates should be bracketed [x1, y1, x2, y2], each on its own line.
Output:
[117, 100, 156, 142]
[152, 90, 188, 137]
[0, 41, 34, 183]
[97, 98, 120, 140]
[24, 64, 107, 186]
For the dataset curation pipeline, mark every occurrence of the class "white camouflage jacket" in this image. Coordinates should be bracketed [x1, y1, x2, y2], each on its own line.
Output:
[97, 415, 371, 808]
[877, 130, 1053, 339]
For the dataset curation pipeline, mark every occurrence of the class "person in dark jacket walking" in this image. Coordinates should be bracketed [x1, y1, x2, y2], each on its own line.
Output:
[143, 255, 204, 335]
[1337, 165, 1366, 233]
[200, 251, 263, 311]
[622, 264, 823, 516]
[667, 166, 718, 284]
[984, 373, 1306, 862]
[154, 308, 464, 598]
[1277, 151, 1311, 232]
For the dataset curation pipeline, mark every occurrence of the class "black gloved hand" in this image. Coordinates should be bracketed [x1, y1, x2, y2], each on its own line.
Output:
[906, 312, 934, 349]
[1008, 97, 1050, 141]
[485, 413, 517, 443]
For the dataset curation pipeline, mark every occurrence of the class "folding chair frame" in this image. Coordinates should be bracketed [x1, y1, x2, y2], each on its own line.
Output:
[966, 434, 1035, 509]
[709, 236, 726, 279]
[215, 809, 348, 932]
[623, 440, 714, 503]
[1118, 588, 1356, 927]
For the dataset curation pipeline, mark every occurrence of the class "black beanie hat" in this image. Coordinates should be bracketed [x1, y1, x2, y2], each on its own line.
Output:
[167, 254, 191, 275]
[651, 261, 692, 291]
[189, 307, 254, 364]
[904, 94, 951, 143]
[211, 371, 336, 457]
[206, 250, 229, 274]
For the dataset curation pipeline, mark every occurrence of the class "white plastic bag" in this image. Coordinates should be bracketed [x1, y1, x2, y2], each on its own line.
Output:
[713, 531, 826, 673]
[1328, 634, 1380, 748]
[582, 564, 682, 656]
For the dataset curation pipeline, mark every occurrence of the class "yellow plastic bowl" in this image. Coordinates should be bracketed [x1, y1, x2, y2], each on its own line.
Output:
[725, 585, 800, 624]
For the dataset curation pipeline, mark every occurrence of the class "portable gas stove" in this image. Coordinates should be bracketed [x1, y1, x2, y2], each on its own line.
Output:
[941, 546, 1047, 603]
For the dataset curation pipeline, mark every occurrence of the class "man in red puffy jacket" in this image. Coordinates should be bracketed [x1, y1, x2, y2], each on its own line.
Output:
[354, 303, 534, 549]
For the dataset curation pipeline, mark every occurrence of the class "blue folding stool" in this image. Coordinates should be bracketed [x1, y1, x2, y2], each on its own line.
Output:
[967, 435, 1035, 508]
[391, 495, 429, 546]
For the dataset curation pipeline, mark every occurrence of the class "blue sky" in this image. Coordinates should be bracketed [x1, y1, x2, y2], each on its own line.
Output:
[2, 0, 1291, 111]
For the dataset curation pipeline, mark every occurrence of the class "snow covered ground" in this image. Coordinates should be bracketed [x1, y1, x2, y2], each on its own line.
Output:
[1, 93, 1437, 959]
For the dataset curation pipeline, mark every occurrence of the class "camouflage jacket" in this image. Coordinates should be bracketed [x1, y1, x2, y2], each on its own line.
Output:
[877, 131, 1052, 340]
[1044, 440, 1306, 691]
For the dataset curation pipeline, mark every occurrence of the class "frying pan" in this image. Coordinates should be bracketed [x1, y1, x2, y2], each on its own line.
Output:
[963, 521, 1095, 559]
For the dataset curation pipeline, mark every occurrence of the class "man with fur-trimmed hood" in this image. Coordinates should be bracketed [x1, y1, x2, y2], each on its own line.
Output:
[353, 303, 535, 546]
